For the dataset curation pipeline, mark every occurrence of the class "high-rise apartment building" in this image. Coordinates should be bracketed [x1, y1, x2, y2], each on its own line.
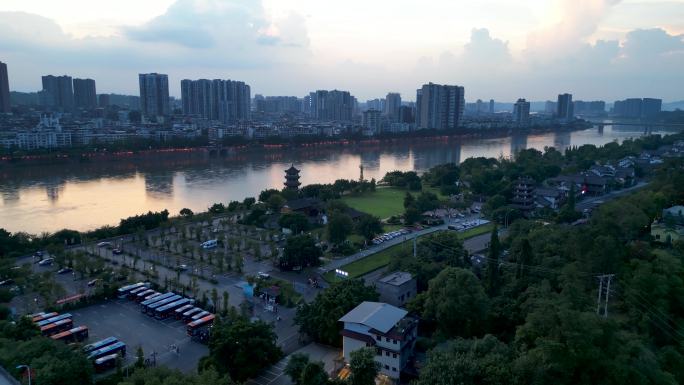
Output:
[513, 98, 531, 127]
[314, 90, 353, 122]
[573, 100, 605, 116]
[139, 73, 170, 118]
[42, 75, 74, 111]
[415, 82, 465, 130]
[556, 93, 574, 121]
[384, 92, 401, 121]
[72, 78, 97, 110]
[642, 98, 662, 118]
[180, 78, 250, 122]
[362, 109, 381, 134]
[0, 62, 10, 113]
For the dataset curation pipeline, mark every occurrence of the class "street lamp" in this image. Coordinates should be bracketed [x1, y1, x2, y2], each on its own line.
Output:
[16, 364, 31, 385]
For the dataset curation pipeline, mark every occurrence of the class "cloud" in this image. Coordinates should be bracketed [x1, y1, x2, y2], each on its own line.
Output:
[526, 0, 622, 57]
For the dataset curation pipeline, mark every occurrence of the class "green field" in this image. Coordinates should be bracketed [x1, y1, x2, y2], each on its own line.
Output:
[341, 187, 406, 219]
[323, 241, 412, 283]
[456, 222, 495, 240]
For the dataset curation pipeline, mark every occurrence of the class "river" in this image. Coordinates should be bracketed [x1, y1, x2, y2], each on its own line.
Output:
[0, 124, 679, 234]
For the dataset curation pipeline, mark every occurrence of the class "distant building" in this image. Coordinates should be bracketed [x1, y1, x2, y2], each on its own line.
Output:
[513, 98, 531, 127]
[416, 82, 465, 130]
[362, 109, 381, 134]
[573, 100, 605, 116]
[315, 90, 353, 122]
[284, 164, 301, 191]
[42, 75, 74, 111]
[339, 301, 418, 381]
[397, 105, 415, 124]
[139, 73, 170, 119]
[385, 93, 401, 121]
[256, 96, 301, 114]
[544, 100, 557, 115]
[366, 98, 383, 112]
[663, 206, 684, 225]
[556, 93, 573, 121]
[98, 94, 110, 108]
[376, 272, 417, 307]
[642, 98, 662, 118]
[613, 98, 642, 118]
[73, 78, 97, 110]
[0, 61, 9, 113]
[489, 99, 495, 113]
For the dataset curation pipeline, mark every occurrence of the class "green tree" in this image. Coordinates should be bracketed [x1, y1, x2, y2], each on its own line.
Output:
[285, 353, 311, 384]
[404, 206, 421, 225]
[206, 317, 282, 382]
[180, 208, 194, 217]
[354, 215, 383, 241]
[485, 226, 501, 296]
[327, 213, 353, 245]
[135, 346, 145, 368]
[295, 280, 378, 346]
[278, 212, 310, 233]
[422, 267, 489, 337]
[348, 347, 379, 385]
[280, 234, 322, 270]
[403, 192, 415, 209]
[300, 361, 329, 385]
[222, 291, 230, 315]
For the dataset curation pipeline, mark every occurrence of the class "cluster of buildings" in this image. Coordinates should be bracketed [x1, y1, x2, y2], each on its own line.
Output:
[510, 140, 684, 214]
[0, 60, 668, 150]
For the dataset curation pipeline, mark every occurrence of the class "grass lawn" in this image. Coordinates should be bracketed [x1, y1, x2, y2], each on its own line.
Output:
[323, 241, 412, 283]
[341, 187, 407, 219]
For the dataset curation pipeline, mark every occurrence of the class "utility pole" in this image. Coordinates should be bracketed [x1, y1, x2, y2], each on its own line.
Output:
[595, 274, 614, 318]
[413, 237, 417, 258]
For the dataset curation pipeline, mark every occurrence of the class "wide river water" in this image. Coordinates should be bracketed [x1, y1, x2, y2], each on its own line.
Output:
[0, 124, 679, 234]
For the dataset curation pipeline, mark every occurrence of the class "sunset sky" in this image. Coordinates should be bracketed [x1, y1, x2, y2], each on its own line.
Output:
[1, 0, 682, 101]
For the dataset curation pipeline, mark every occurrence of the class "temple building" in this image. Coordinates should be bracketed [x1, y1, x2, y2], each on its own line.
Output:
[284, 164, 301, 191]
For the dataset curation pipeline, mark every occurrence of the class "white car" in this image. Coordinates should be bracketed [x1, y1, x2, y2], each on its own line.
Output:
[258, 272, 270, 279]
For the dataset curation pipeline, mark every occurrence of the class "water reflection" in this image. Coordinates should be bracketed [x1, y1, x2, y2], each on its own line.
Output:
[0, 126, 680, 233]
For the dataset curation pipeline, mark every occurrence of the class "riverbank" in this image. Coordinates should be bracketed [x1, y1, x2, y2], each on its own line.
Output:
[0, 121, 590, 167]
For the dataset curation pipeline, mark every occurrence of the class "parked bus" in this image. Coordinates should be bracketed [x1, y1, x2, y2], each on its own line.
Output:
[87, 341, 126, 361]
[32, 312, 58, 323]
[36, 313, 72, 327]
[174, 304, 194, 320]
[201, 239, 218, 249]
[190, 311, 210, 322]
[127, 286, 149, 300]
[182, 307, 203, 321]
[140, 292, 175, 311]
[135, 289, 156, 302]
[83, 337, 118, 355]
[41, 318, 73, 336]
[29, 311, 45, 318]
[144, 295, 182, 315]
[154, 298, 194, 320]
[51, 325, 89, 343]
[94, 353, 119, 373]
[145, 295, 182, 315]
[117, 282, 147, 299]
[187, 314, 215, 336]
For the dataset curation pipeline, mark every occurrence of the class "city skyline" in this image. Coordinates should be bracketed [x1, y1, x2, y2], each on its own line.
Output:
[0, 0, 682, 101]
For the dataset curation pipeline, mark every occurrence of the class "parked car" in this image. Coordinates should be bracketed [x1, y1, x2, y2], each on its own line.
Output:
[177, 264, 188, 271]
[34, 251, 44, 258]
[0, 279, 14, 286]
[112, 248, 123, 255]
[258, 272, 270, 279]
[87, 279, 100, 287]
[57, 267, 73, 274]
[38, 258, 54, 266]
[97, 242, 112, 248]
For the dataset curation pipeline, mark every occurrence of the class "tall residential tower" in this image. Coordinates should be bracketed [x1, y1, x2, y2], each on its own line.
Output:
[139, 73, 170, 119]
[415, 83, 465, 130]
[0, 62, 9, 113]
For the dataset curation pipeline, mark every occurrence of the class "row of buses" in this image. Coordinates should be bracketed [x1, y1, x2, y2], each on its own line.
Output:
[117, 282, 215, 341]
[31, 311, 88, 342]
[83, 336, 127, 372]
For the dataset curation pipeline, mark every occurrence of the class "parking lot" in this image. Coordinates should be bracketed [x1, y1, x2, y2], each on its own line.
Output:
[72, 299, 209, 373]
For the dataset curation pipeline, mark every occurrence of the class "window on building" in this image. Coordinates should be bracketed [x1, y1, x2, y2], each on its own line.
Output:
[376, 348, 382, 356]
[393, 339, 397, 344]
[384, 365, 389, 370]
[393, 353, 397, 358]
[376, 335, 381, 341]
[392, 367, 397, 372]
[386, 337, 390, 342]
[385, 351, 390, 356]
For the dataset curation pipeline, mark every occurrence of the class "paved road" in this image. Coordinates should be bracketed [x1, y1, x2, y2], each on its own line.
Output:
[575, 181, 649, 212]
[320, 225, 448, 273]
[246, 343, 340, 385]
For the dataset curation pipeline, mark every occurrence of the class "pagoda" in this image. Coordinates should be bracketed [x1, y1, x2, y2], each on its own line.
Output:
[284, 164, 301, 191]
